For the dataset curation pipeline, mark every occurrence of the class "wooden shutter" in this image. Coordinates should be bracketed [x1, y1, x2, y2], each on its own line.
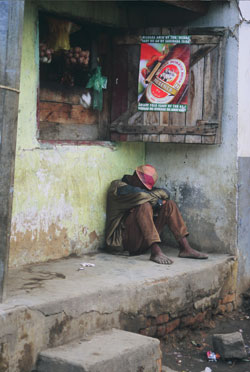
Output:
[110, 28, 227, 144]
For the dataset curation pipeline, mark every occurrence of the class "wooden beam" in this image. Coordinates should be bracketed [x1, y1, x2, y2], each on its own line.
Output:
[110, 123, 218, 136]
[0, 1, 24, 302]
[160, 0, 210, 14]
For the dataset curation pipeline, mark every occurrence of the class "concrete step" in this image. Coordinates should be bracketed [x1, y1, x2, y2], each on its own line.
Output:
[2, 250, 236, 371]
[36, 328, 162, 372]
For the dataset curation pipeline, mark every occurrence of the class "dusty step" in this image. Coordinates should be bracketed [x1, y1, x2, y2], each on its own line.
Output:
[36, 328, 162, 372]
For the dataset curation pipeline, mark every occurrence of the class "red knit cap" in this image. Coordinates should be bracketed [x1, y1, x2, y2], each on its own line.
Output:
[136, 164, 158, 190]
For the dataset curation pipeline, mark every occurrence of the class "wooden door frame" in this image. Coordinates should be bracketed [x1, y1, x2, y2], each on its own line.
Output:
[0, 0, 25, 302]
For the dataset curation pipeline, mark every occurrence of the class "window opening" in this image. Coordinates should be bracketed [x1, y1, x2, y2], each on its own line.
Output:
[38, 13, 110, 141]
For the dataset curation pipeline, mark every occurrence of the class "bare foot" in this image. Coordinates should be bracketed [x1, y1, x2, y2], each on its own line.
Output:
[178, 237, 208, 259]
[150, 243, 174, 265]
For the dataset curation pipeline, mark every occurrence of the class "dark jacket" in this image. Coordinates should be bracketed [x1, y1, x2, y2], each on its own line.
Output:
[105, 175, 169, 251]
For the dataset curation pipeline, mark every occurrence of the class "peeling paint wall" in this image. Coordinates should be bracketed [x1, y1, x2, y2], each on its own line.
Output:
[9, 1, 145, 267]
[146, 1, 239, 254]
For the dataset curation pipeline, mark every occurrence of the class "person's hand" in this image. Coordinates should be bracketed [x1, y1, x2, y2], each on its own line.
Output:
[141, 45, 171, 80]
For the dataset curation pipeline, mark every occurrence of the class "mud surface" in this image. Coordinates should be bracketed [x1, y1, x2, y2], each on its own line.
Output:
[162, 294, 250, 372]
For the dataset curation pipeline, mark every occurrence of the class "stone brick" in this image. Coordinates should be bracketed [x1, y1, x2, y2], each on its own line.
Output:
[139, 329, 147, 336]
[181, 312, 207, 327]
[146, 318, 153, 327]
[156, 325, 166, 337]
[217, 304, 227, 314]
[222, 293, 236, 304]
[156, 314, 169, 325]
[194, 290, 220, 311]
[213, 332, 247, 359]
[165, 319, 180, 334]
[140, 326, 157, 337]
[226, 303, 234, 312]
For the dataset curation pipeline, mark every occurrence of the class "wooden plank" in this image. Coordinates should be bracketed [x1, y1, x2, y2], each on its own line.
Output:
[191, 35, 220, 45]
[111, 45, 128, 122]
[111, 33, 220, 47]
[128, 44, 140, 114]
[168, 135, 185, 143]
[111, 124, 217, 135]
[39, 101, 98, 125]
[39, 122, 99, 141]
[127, 134, 143, 141]
[186, 45, 204, 126]
[0, 1, 24, 302]
[203, 45, 219, 122]
[160, 0, 209, 15]
[143, 134, 160, 142]
[185, 135, 202, 143]
[114, 34, 141, 46]
[143, 112, 161, 125]
[202, 135, 216, 144]
[97, 32, 111, 140]
[190, 44, 217, 67]
[159, 134, 171, 142]
[189, 27, 226, 36]
[160, 111, 171, 125]
[40, 85, 91, 105]
[215, 32, 227, 144]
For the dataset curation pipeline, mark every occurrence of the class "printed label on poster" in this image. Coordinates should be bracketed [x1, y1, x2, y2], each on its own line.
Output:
[138, 35, 191, 112]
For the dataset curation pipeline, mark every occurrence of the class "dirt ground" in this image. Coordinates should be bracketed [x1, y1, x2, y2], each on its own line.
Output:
[161, 292, 250, 372]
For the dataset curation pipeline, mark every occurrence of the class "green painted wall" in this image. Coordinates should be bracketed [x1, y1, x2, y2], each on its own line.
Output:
[10, 1, 144, 267]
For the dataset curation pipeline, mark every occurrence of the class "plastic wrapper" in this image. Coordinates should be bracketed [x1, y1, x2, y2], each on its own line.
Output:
[86, 66, 107, 111]
[207, 351, 220, 362]
[46, 17, 72, 51]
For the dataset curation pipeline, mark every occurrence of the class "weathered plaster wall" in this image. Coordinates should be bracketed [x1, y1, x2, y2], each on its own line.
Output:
[9, 1, 145, 267]
[237, 1, 250, 293]
[146, 1, 239, 254]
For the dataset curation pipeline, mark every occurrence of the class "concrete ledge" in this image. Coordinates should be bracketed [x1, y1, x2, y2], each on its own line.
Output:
[0, 249, 237, 371]
[36, 329, 161, 372]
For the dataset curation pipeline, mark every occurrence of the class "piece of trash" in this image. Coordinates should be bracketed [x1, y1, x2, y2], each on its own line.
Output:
[202, 367, 212, 372]
[80, 92, 91, 109]
[242, 358, 250, 362]
[227, 360, 233, 365]
[192, 340, 202, 347]
[207, 351, 220, 362]
[77, 262, 95, 271]
[81, 262, 95, 267]
[239, 328, 243, 333]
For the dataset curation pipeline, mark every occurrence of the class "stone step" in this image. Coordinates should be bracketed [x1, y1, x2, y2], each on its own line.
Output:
[36, 328, 162, 372]
[2, 251, 236, 371]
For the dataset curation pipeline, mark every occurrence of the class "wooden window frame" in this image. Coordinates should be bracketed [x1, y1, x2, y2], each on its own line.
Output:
[37, 13, 112, 143]
[110, 27, 227, 145]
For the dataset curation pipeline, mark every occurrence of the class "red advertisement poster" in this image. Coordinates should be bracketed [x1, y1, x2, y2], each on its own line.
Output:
[138, 35, 191, 112]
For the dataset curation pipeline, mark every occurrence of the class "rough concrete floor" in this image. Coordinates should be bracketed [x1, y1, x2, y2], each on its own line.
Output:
[5, 247, 232, 309]
[1, 247, 235, 372]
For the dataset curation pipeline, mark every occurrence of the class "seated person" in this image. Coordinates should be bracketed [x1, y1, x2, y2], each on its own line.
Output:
[105, 164, 208, 264]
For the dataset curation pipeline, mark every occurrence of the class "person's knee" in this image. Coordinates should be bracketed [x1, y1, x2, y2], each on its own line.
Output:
[138, 202, 152, 212]
[166, 200, 176, 207]
[162, 199, 176, 213]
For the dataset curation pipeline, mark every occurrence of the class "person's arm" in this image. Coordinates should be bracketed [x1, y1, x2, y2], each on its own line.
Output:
[117, 184, 151, 196]
[117, 185, 169, 210]
[150, 187, 170, 200]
